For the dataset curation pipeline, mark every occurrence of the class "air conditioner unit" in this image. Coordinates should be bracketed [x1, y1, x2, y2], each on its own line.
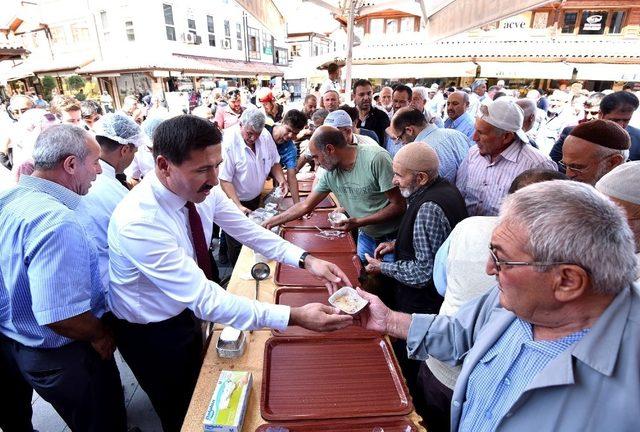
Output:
[222, 38, 231, 49]
[184, 32, 196, 44]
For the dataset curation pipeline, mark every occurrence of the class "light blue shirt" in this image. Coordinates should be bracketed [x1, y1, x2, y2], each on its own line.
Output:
[384, 133, 403, 157]
[416, 124, 472, 183]
[0, 176, 105, 348]
[433, 236, 450, 297]
[445, 111, 476, 139]
[459, 318, 589, 432]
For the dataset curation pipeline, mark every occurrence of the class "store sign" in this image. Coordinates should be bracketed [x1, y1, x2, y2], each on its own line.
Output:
[583, 14, 603, 31]
[500, 13, 531, 30]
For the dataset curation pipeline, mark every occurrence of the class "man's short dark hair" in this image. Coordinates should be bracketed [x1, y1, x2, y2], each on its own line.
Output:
[392, 107, 427, 131]
[600, 91, 640, 115]
[304, 94, 317, 104]
[393, 84, 412, 98]
[95, 135, 123, 153]
[508, 169, 568, 194]
[312, 126, 347, 151]
[153, 115, 222, 165]
[327, 63, 340, 74]
[339, 104, 358, 121]
[282, 109, 307, 130]
[353, 79, 372, 93]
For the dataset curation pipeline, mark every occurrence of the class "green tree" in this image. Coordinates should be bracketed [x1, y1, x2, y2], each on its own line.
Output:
[41, 75, 56, 100]
[66, 75, 85, 94]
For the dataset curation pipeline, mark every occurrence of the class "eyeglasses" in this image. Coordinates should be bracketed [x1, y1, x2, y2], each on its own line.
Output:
[559, 153, 614, 173]
[488, 246, 574, 272]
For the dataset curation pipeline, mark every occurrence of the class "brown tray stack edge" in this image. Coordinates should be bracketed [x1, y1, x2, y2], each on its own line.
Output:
[281, 195, 336, 210]
[260, 337, 413, 421]
[257, 213, 418, 430]
[281, 210, 334, 230]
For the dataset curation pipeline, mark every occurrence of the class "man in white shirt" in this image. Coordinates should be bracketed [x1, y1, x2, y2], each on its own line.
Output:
[76, 113, 143, 290]
[106, 115, 352, 432]
[319, 62, 342, 96]
[219, 108, 288, 265]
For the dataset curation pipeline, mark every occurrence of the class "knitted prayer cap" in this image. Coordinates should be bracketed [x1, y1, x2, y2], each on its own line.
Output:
[394, 142, 439, 174]
[595, 161, 640, 205]
[568, 119, 630, 150]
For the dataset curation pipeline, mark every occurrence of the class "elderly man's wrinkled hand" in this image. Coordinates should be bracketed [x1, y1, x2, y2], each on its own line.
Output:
[289, 303, 354, 332]
[352, 288, 390, 334]
[364, 253, 382, 275]
[374, 241, 395, 259]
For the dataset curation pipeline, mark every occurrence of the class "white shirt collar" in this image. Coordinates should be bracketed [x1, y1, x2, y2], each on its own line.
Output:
[99, 159, 117, 179]
[148, 171, 187, 212]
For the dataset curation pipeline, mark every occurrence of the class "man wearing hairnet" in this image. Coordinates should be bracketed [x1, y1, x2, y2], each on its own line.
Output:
[76, 113, 144, 289]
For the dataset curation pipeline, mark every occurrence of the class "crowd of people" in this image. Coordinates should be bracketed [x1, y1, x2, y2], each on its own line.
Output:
[1, 66, 639, 432]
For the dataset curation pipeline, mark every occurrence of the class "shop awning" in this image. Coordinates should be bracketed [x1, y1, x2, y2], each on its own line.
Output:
[477, 61, 575, 79]
[573, 63, 640, 82]
[351, 62, 477, 79]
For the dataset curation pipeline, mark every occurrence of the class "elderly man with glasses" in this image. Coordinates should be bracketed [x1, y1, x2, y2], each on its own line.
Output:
[560, 119, 630, 185]
[356, 180, 640, 432]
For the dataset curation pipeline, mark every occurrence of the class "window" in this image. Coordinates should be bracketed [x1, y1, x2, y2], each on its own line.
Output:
[262, 31, 272, 55]
[400, 17, 414, 32]
[609, 11, 625, 34]
[71, 23, 89, 43]
[125, 20, 135, 41]
[385, 18, 398, 33]
[207, 15, 215, 46]
[224, 20, 230, 37]
[291, 44, 300, 57]
[369, 18, 384, 34]
[561, 12, 577, 33]
[50, 26, 66, 45]
[248, 27, 260, 59]
[100, 11, 110, 39]
[236, 23, 242, 50]
[163, 4, 176, 41]
[579, 10, 608, 35]
[274, 47, 288, 65]
[187, 18, 196, 36]
[532, 12, 548, 29]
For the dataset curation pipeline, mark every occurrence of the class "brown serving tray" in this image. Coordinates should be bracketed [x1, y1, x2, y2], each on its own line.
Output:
[281, 228, 356, 253]
[261, 337, 413, 421]
[272, 287, 377, 338]
[255, 417, 418, 431]
[281, 195, 336, 209]
[297, 180, 314, 193]
[274, 252, 362, 287]
[281, 210, 334, 230]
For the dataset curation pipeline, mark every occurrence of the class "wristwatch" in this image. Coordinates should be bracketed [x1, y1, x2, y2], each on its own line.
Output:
[298, 252, 310, 269]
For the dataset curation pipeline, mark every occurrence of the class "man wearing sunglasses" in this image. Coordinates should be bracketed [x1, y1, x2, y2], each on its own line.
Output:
[356, 180, 640, 432]
[560, 119, 629, 185]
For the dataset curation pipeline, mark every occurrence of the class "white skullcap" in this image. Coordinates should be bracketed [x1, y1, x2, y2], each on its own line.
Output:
[94, 113, 144, 147]
[595, 161, 640, 205]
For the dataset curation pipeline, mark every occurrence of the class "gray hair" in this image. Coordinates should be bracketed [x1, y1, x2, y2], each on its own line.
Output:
[239, 108, 265, 132]
[33, 124, 91, 170]
[498, 180, 637, 295]
[515, 98, 536, 120]
[412, 86, 429, 102]
[311, 108, 330, 124]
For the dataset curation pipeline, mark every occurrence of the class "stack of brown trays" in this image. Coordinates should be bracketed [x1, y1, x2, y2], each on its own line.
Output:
[257, 219, 416, 431]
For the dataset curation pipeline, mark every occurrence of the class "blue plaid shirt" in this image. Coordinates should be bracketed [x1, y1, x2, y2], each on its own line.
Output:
[0, 175, 105, 348]
[459, 318, 590, 431]
[444, 112, 476, 139]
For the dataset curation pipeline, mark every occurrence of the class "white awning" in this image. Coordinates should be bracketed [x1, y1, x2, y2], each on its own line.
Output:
[351, 62, 477, 79]
[573, 63, 640, 82]
[478, 62, 574, 79]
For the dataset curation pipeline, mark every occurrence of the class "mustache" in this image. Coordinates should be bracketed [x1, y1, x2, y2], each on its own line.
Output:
[198, 184, 214, 193]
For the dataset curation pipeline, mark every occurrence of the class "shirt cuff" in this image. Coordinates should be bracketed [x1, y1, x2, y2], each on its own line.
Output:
[34, 300, 92, 326]
[380, 261, 397, 277]
[283, 244, 306, 267]
[406, 313, 437, 361]
[263, 304, 290, 331]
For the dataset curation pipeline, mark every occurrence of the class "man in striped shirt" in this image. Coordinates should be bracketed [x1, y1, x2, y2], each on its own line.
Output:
[0, 125, 127, 431]
[456, 99, 557, 216]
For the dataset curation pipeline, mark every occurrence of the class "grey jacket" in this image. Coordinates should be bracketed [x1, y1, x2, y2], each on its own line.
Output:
[407, 285, 640, 432]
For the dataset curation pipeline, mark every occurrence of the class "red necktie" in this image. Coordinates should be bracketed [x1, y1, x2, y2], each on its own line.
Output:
[185, 201, 215, 281]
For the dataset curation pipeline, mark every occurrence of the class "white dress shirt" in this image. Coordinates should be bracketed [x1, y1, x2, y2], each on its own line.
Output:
[76, 160, 128, 290]
[107, 172, 303, 328]
[219, 124, 280, 201]
[125, 145, 154, 180]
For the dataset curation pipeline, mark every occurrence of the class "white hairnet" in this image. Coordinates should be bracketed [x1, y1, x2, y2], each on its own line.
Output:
[140, 115, 168, 148]
[93, 113, 144, 147]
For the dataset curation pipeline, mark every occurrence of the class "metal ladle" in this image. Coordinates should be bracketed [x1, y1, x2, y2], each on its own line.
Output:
[250, 262, 270, 300]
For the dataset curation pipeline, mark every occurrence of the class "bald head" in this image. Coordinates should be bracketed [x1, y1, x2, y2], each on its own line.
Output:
[395, 142, 439, 178]
[311, 125, 347, 151]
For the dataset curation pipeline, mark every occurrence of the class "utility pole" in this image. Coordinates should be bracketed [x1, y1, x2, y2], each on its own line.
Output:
[344, 0, 355, 102]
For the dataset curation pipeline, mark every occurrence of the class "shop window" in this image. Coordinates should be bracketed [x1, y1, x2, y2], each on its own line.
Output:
[561, 12, 577, 33]
[207, 15, 215, 46]
[579, 10, 608, 35]
[248, 27, 260, 59]
[609, 11, 625, 34]
[274, 48, 288, 66]
[163, 4, 176, 41]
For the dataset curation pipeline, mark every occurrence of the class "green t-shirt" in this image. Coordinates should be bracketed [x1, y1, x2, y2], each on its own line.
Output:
[314, 144, 400, 238]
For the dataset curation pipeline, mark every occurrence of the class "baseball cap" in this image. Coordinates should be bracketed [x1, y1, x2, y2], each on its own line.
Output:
[323, 110, 352, 128]
[478, 99, 529, 144]
[257, 87, 275, 103]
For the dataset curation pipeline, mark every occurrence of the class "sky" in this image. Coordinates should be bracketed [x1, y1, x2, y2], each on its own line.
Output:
[273, 0, 341, 34]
